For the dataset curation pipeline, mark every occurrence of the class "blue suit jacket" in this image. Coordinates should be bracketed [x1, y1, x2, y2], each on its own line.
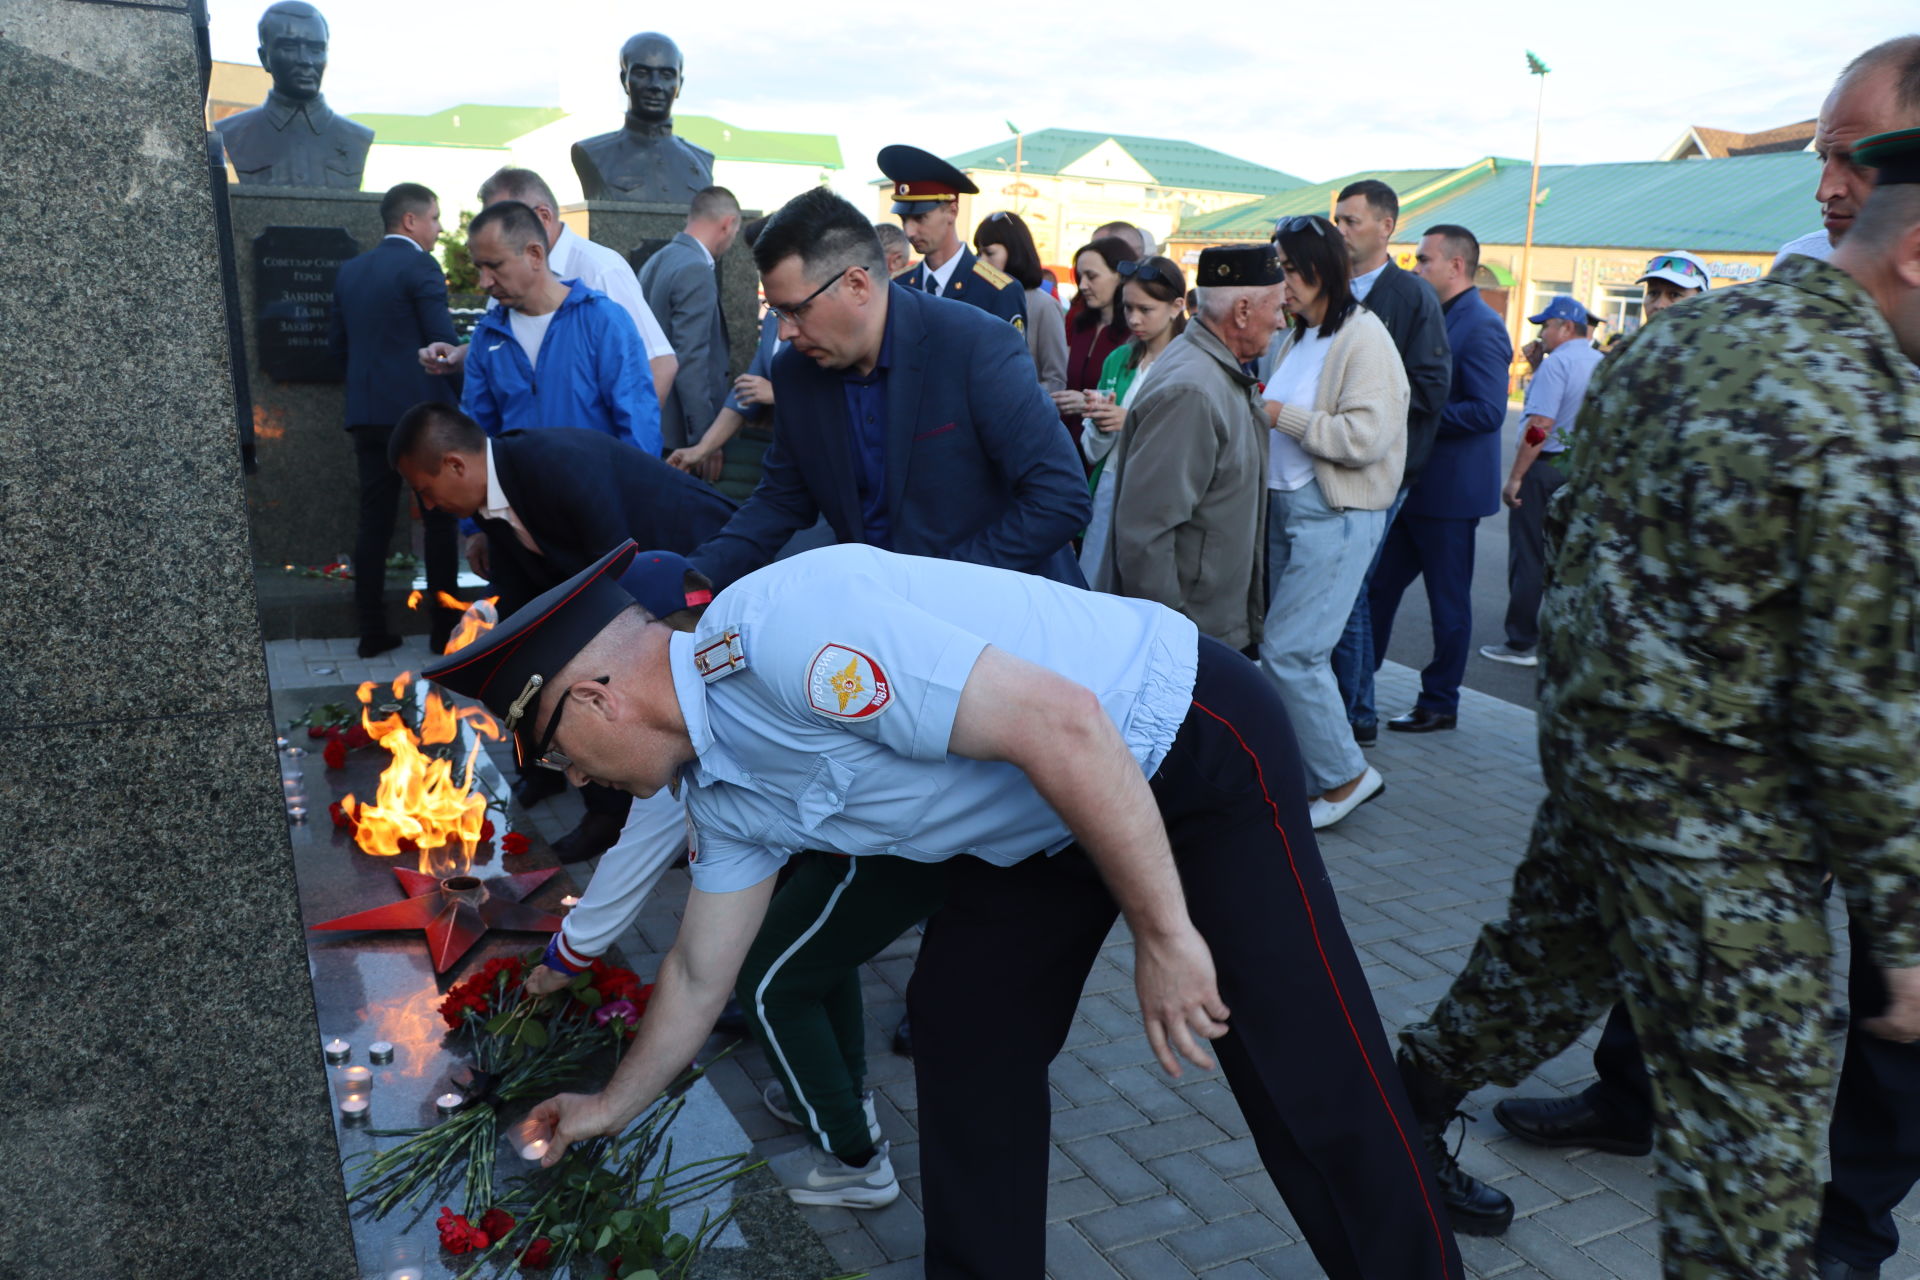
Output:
[328, 236, 458, 428]
[1403, 287, 1512, 521]
[692, 284, 1088, 588]
[897, 245, 1028, 329]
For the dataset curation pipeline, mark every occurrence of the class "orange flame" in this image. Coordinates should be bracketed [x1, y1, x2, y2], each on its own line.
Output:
[442, 596, 500, 656]
[406, 589, 423, 611]
[342, 678, 490, 874]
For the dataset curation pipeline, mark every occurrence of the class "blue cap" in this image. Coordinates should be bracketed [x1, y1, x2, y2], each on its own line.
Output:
[1528, 295, 1589, 326]
[618, 550, 709, 620]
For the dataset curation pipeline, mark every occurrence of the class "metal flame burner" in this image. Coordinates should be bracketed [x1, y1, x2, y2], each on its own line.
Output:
[439, 874, 488, 905]
[310, 866, 561, 973]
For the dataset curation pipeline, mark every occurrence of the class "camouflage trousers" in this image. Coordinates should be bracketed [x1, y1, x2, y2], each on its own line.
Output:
[1400, 805, 1836, 1279]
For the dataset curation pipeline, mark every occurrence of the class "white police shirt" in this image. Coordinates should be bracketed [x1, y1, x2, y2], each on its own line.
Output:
[667, 545, 1199, 893]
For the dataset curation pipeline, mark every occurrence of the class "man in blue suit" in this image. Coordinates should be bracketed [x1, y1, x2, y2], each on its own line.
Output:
[1369, 225, 1512, 730]
[327, 181, 462, 657]
[688, 186, 1088, 1213]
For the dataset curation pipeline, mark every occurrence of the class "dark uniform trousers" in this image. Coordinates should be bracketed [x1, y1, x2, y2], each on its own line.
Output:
[352, 423, 458, 639]
[1502, 454, 1566, 653]
[1583, 913, 1920, 1272]
[911, 637, 1460, 1280]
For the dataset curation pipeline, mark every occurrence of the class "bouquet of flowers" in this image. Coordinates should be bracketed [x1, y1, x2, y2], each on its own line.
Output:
[349, 954, 653, 1220]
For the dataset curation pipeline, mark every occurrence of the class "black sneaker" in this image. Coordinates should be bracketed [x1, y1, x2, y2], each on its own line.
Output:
[1352, 721, 1378, 748]
[1493, 1092, 1653, 1156]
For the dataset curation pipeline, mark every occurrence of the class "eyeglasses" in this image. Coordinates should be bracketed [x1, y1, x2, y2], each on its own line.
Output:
[1273, 215, 1335, 240]
[1117, 259, 1172, 284]
[766, 267, 853, 324]
[525, 675, 610, 773]
[1644, 255, 1707, 282]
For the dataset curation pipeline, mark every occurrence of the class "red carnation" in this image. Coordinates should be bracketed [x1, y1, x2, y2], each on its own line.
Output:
[323, 738, 348, 770]
[501, 831, 530, 855]
[478, 1207, 515, 1239]
[520, 1237, 553, 1268]
[328, 801, 355, 830]
[480, 819, 496, 840]
[343, 724, 372, 749]
[306, 725, 328, 739]
[435, 1206, 490, 1254]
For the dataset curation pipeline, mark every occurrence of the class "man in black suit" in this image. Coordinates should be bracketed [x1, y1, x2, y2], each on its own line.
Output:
[389, 406, 735, 859]
[1324, 179, 1452, 740]
[327, 181, 462, 656]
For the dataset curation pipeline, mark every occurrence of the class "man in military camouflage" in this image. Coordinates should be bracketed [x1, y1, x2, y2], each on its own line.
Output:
[1391, 121, 1920, 1278]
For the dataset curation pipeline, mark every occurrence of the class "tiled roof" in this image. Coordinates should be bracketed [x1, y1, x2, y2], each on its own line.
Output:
[675, 116, 842, 168]
[1177, 160, 1511, 239]
[351, 104, 567, 149]
[936, 129, 1302, 195]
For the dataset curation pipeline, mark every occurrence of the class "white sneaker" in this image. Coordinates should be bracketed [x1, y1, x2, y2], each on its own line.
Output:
[769, 1140, 899, 1208]
[762, 1080, 882, 1144]
[1309, 767, 1385, 830]
[1478, 643, 1538, 667]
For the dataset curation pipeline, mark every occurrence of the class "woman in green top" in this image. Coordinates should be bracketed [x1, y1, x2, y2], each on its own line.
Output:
[1079, 256, 1188, 584]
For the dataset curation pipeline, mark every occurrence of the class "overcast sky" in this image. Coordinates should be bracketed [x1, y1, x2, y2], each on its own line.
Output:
[211, 0, 1913, 189]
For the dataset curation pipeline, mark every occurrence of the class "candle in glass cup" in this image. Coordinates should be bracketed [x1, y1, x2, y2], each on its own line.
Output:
[508, 1114, 551, 1161]
[339, 1095, 369, 1122]
[342, 1065, 372, 1091]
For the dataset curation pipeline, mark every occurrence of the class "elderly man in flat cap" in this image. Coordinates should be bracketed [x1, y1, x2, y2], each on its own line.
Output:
[1094, 244, 1283, 655]
[425, 539, 1461, 1280]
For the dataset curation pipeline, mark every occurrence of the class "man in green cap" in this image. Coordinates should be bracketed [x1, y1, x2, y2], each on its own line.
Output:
[1392, 120, 1920, 1276]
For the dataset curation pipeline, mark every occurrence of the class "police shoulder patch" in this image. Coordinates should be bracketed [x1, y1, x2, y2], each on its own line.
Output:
[806, 644, 893, 719]
[971, 257, 1014, 290]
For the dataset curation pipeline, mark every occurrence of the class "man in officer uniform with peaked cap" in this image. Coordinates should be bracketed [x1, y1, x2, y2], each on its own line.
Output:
[424, 538, 1461, 1280]
[879, 144, 1027, 330]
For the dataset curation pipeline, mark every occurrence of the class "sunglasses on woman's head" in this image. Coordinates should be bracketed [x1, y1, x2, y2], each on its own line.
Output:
[1117, 259, 1170, 284]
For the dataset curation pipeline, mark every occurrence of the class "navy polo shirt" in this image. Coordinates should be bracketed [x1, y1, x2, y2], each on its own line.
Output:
[841, 311, 896, 549]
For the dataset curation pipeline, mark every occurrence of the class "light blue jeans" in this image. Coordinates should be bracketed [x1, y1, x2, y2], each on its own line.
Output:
[1260, 481, 1388, 794]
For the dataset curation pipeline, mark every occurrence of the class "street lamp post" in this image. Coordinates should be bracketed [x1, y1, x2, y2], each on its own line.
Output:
[1515, 51, 1551, 355]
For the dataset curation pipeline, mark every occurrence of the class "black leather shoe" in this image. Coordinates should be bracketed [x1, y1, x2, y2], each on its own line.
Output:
[551, 812, 624, 865]
[1493, 1092, 1653, 1155]
[358, 633, 403, 659]
[892, 1014, 913, 1058]
[1397, 1050, 1514, 1236]
[1816, 1251, 1881, 1280]
[513, 769, 568, 811]
[1352, 721, 1378, 748]
[1387, 706, 1458, 734]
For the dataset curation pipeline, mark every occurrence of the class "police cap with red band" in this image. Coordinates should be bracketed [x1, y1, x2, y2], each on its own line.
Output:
[879, 144, 979, 215]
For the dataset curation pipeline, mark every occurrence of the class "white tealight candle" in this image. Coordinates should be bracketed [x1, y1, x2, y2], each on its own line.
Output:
[341, 1065, 372, 1090]
[323, 1038, 350, 1064]
[435, 1092, 465, 1116]
[339, 1095, 369, 1121]
[367, 1041, 395, 1065]
[387, 1271, 420, 1280]
[519, 1136, 549, 1161]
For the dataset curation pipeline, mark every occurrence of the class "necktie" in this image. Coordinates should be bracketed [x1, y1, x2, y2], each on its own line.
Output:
[926, 270, 939, 295]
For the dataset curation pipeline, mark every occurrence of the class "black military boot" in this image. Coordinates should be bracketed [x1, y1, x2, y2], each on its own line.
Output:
[1815, 1252, 1881, 1280]
[1396, 1049, 1515, 1236]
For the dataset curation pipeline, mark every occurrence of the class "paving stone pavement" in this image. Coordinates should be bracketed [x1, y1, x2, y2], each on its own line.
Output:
[267, 641, 1920, 1279]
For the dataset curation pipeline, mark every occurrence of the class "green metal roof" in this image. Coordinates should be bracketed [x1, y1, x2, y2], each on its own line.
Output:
[350, 104, 566, 149]
[932, 129, 1302, 195]
[1381, 151, 1819, 252]
[675, 116, 842, 169]
[1179, 161, 1500, 239]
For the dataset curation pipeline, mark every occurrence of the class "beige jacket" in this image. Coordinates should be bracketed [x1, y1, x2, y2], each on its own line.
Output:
[1098, 321, 1269, 650]
[1261, 309, 1409, 511]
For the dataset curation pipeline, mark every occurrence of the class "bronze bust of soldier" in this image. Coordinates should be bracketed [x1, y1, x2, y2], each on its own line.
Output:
[215, 1, 373, 189]
[571, 33, 716, 206]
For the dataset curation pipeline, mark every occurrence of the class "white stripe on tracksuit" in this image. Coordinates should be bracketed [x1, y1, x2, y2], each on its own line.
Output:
[752, 858, 862, 1148]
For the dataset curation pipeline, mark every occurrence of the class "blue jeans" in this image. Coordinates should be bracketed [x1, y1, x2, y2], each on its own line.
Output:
[1259, 482, 1388, 794]
[1330, 489, 1407, 730]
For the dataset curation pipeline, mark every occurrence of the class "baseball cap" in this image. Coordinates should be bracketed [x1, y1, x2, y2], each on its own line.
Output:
[1527, 295, 1589, 326]
[1636, 251, 1711, 293]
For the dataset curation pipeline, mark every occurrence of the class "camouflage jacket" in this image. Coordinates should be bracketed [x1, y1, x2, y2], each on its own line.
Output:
[1539, 254, 1920, 966]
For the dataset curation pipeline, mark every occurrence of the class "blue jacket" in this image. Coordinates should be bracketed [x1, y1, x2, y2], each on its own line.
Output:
[461, 279, 661, 455]
[328, 236, 458, 427]
[1403, 287, 1511, 520]
[692, 283, 1088, 588]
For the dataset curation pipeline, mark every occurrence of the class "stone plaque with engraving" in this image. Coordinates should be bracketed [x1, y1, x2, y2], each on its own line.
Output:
[253, 225, 356, 382]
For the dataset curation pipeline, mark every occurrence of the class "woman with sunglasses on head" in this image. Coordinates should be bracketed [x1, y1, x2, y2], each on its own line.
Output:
[1258, 214, 1409, 830]
[975, 210, 1068, 393]
[1050, 237, 1133, 449]
[1078, 256, 1187, 584]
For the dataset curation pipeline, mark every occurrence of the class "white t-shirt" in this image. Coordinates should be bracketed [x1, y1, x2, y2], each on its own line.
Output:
[507, 307, 556, 366]
[1264, 327, 1331, 491]
[1772, 229, 1834, 269]
[483, 227, 675, 360]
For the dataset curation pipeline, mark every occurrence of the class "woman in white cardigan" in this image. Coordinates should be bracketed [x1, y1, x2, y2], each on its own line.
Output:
[1257, 214, 1409, 829]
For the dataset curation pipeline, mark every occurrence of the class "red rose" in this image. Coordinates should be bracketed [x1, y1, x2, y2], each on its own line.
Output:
[328, 801, 355, 830]
[478, 1207, 515, 1239]
[306, 725, 328, 739]
[520, 1237, 553, 1268]
[480, 819, 496, 841]
[323, 738, 347, 770]
[436, 1206, 490, 1254]
[501, 832, 530, 855]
